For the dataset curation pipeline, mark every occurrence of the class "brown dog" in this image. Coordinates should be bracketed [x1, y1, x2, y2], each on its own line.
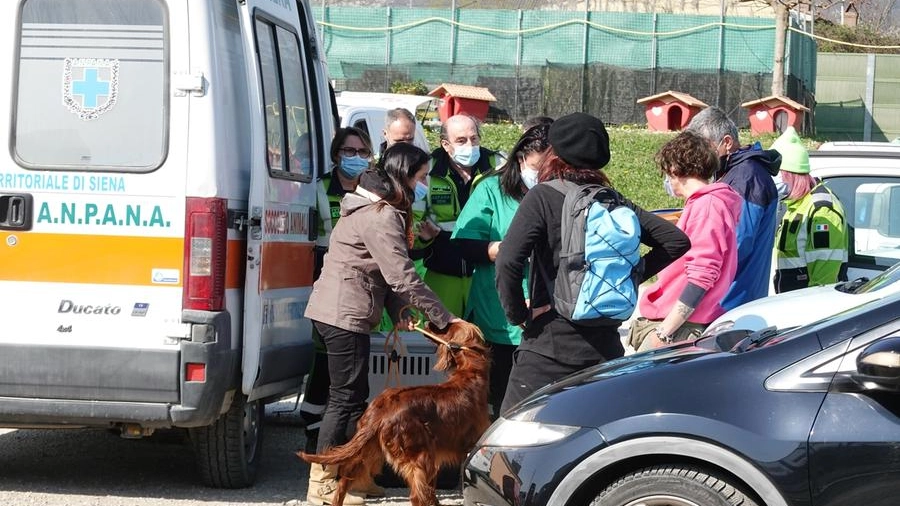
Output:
[299, 321, 491, 506]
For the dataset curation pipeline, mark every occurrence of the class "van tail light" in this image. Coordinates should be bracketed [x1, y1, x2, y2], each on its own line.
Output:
[183, 197, 227, 311]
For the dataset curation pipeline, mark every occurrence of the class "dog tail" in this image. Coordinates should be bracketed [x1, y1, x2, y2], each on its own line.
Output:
[297, 422, 378, 466]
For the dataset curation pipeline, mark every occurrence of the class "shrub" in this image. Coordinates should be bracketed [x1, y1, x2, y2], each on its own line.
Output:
[390, 79, 428, 95]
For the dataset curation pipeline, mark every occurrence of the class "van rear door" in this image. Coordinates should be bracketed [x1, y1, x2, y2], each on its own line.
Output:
[0, 0, 190, 406]
[237, 0, 330, 401]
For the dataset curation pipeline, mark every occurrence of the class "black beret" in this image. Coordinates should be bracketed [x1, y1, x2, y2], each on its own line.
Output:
[548, 112, 611, 170]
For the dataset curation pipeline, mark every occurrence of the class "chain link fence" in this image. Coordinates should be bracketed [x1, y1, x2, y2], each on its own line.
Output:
[315, 1, 816, 128]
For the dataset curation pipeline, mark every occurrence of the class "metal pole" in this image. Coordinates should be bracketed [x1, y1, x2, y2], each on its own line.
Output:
[450, 0, 456, 66]
[864, 53, 875, 141]
[581, 8, 589, 113]
[516, 9, 523, 122]
[650, 13, 658, 96]
[386, 6, 392, 92]
[716, 0, 725, 106]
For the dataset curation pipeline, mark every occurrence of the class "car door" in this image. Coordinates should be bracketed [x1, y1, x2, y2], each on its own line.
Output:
[808, 318, 900, 505]
[237, 0, 330, 401]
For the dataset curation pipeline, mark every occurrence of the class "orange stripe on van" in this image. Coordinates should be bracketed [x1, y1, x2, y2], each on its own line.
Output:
[226, 239, 246, 289]
[1, 233, 184, 286]
[260, 242, 315, 290]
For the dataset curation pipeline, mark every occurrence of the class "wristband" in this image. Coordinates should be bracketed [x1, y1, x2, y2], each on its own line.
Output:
[654, 326, 675, 344]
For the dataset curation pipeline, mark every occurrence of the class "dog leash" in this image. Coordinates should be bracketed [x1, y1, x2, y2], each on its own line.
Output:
[383, 324, 406, 390]
[415, 326, 471, 352]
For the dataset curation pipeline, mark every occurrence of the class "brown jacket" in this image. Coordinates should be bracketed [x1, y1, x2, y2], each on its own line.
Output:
[305, 189, 453, 333]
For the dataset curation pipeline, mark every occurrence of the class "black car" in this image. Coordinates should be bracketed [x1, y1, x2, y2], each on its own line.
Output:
[462, 292, 900, 506]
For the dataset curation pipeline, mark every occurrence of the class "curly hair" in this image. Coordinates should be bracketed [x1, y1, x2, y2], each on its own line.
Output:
[655, 130, 719, 180]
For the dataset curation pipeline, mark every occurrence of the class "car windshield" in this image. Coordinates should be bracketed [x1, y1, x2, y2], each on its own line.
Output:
[838, 262, 900, 294]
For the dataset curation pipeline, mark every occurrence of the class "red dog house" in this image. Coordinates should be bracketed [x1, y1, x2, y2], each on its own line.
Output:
[428, 83, 496, 123]
[636, 91, 708, 132]
[741, 95, 809, 135]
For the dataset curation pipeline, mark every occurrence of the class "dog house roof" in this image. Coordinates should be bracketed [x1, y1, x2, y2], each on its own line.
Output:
[636, 90, 708, 108]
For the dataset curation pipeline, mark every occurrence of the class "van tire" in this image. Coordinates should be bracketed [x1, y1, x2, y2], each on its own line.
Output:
[190, 395, 263, 488]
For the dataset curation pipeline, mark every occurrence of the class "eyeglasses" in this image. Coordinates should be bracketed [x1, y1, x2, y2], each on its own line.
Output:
[339, 147, 372, 158]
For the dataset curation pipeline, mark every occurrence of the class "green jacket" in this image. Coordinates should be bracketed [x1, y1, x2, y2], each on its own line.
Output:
[774, 182, 849, 292]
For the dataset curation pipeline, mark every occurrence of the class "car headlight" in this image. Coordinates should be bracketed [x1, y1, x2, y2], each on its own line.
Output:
[480, 405, 579, 447]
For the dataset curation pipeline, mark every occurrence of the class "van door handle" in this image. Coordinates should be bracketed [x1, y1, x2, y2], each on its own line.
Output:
[0, 194, 33, 231]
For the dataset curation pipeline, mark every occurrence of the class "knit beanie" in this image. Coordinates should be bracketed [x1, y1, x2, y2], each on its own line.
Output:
[770, 126, 810, 174]
[548, 112, 611, 170]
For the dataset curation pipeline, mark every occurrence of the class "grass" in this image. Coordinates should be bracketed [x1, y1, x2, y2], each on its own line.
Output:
[426, 122, 812, 212]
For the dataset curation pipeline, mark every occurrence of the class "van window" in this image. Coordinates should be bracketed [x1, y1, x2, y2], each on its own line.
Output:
[255, 18, 314, 183]
[13, 0, 166, 170]
[822, 176, 900, 269]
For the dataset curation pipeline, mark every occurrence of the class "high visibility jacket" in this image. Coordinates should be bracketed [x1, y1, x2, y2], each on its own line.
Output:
[774, 182, 849, 293]
[315, 175, 347, 247]
[314, 174, 351, 279]
[412, 146, 499, 277]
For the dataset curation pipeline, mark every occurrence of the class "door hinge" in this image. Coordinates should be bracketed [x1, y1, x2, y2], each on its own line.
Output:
[173, 71, 206, 97]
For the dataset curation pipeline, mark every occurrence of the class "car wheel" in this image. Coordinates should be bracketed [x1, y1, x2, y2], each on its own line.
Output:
[190, 395, 264, 488]
[592, 465, 759, 506]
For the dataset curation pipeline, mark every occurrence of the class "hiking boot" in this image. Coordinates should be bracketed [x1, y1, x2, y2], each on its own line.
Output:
[306, 464, 365, 505]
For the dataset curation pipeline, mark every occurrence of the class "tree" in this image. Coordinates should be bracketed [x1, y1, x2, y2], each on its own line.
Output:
[742, 0, 795, 96]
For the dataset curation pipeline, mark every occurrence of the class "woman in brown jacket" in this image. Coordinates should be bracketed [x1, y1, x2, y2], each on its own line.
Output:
[303, 143, 461, 505]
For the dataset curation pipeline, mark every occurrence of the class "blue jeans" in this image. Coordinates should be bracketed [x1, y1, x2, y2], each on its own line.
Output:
[313, 321, 370, 454]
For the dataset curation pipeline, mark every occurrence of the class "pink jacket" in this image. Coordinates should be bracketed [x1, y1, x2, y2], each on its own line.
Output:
[639, 182, 743, 324]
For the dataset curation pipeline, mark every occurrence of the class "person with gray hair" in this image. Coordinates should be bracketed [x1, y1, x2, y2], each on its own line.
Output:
[685, 106, 782, 310]
[414, 114, 501, 317]
[380, 107, 417, 153]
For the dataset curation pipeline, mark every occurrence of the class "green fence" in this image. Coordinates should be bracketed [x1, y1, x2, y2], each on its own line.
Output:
[815, 53, 900, 141]
[316, 7, 816, 127]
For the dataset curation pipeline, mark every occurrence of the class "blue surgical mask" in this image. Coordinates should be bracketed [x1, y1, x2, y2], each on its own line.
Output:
[663, 176, 676, 197]
[521, 165, 539, 189]
[451, 144, 481, 167]
[339, 155, 368, 178]
[414, 181, 428, 202]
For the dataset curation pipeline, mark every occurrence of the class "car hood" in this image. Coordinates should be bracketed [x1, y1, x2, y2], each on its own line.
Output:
[707, 283, 884, 333]
[506, 333, 822, 431]
[511, 343, 721, 418]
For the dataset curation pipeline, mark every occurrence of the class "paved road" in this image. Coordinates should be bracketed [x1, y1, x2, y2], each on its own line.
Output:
[0, 400, 463, 506]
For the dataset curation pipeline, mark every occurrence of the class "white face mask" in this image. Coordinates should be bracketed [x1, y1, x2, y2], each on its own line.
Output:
[773, 174, 791, 200]
[520, 164, 539, 189]
[663, 176, 676, 197]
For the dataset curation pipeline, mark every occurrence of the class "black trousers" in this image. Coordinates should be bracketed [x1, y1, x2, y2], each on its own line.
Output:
[488, 342, 516, 420]
[313, 320, 370, 454]
[499, 349, 587, 415]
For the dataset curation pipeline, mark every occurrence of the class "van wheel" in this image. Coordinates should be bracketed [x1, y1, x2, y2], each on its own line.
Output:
[190, 395, 263, 488]
[591, 465, 760, 506]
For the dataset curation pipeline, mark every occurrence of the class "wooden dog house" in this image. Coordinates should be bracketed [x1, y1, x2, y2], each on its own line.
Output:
[637, 91, 708, 132]
[741, 95, 809, 135]
[428, 83, 496, 123]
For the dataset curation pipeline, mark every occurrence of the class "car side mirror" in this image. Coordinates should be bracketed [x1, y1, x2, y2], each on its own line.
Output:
[853, 337, 900, 391]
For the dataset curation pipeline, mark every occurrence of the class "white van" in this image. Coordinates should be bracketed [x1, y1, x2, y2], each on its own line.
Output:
[810, 141, 900, 278]
[335, 91, 433, 157]
[0, 0, 334, 488]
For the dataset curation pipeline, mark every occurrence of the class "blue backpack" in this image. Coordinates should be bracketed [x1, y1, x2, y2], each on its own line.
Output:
[541, 179, 642, 325]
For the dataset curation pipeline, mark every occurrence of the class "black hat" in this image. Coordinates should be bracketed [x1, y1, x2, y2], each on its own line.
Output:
[548, 112, 610, 169]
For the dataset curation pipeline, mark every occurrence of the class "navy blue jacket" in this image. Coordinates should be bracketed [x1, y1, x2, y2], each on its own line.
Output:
[718, 144, 781, 310]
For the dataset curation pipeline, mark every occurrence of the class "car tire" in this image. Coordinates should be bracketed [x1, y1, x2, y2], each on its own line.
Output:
[190, 395, 263, 489]
[592, 465, 760, 506]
